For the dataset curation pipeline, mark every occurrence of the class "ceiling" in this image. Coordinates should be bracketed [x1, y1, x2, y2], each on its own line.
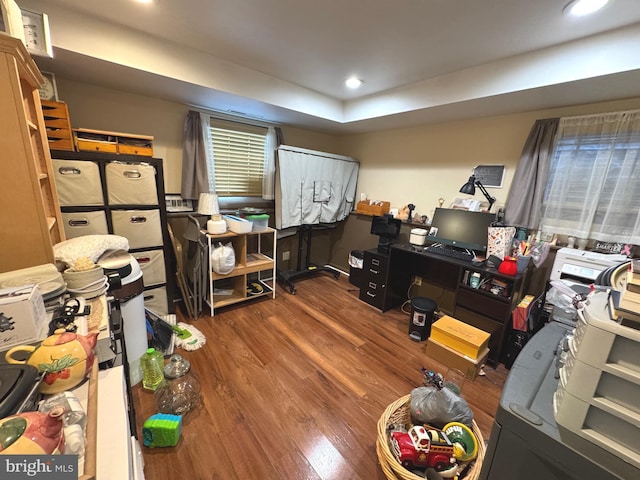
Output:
[20, 0, 640, 133]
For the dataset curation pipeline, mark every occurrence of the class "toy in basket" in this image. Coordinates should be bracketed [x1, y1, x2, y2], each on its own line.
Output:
[377, 369, 483, 478]
[377, 395, 485, 480]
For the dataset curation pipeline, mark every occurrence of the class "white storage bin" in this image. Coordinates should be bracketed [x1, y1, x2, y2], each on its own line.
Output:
[106, 162, 158, 205]
[570, 295, 640, 373]
[143, 286, 168, 316]
[131, 249, 166, 287]
[554, 389, 640, 470]
[559, 358, 640, 415]
[53, 160, 103, 206]
[61, 211, 109, 239]
[554, 291, 640, 474]
[224, 215, 252, 234]
[111, 209, 163, 249]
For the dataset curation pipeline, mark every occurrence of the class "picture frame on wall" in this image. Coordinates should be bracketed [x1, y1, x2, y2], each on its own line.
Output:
[21, 8, 53, 58]
[0, 0, 26, 43]
[38, 71, 59, 101]
[473, 165, 505, 188]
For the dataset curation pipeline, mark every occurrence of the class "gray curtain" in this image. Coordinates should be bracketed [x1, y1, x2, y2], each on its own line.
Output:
[504, 118, 559, 229]
[275, 126, 284, 146]
[181, 110, 209, 200]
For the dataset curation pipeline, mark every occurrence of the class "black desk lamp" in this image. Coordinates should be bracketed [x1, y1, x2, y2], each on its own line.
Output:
[460, 175, 496, 212]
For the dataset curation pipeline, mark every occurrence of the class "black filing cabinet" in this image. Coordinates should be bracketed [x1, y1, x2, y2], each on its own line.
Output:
[359, 249, 394, 311]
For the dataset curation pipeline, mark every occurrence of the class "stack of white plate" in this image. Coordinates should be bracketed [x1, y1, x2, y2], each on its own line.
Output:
[0, 264, 66, 301]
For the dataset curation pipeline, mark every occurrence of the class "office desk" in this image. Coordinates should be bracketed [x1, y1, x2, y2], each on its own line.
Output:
[386, 243, 529, 366]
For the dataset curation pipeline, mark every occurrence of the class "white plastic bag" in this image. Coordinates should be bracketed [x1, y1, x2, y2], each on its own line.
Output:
[210, 242, 235, 274]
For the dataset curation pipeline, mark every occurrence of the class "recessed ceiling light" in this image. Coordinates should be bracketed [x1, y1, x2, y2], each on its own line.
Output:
[345, 77, 363, 89]
[564, 0, 609, 17]
[134, 0, 154, 4]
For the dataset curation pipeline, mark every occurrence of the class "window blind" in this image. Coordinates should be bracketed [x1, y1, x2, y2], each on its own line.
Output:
[208, 118, 267, 196]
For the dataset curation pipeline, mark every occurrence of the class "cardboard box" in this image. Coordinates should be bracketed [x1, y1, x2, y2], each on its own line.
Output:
[430, 315, 490, 359]
[0, 285, 48, 352]
[355, 200, 390, 216]
[426, 337, 489, 380]
[513, 294, 535, 332]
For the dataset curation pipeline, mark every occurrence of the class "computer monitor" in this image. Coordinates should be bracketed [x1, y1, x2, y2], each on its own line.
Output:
[371, 215, 401, 253]
[428, 208, 496, 252]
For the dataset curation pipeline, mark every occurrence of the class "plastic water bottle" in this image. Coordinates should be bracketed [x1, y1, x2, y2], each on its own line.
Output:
[39, 391, 87, 430]
[141, 347, 165, 391]
[39, 391, 87, 456]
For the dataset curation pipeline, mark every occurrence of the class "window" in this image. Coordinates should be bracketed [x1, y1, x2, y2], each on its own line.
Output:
[206, 118, 268, 197]
[540, 111, 640, 244]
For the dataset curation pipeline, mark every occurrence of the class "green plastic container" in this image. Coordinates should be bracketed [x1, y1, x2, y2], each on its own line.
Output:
[246, 214, 269, 231]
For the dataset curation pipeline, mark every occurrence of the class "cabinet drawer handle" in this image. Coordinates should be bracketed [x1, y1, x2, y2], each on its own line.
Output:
[129, 216, 148, 224]
[368, 282, 377, 290]
[58, 166, 81, 175]
[124, 170, 142, 179]
[366, 291, 376, 298]
[68, 218, 89, 227]
[371, 258, 380, 267]
[369, 269, 379, 274]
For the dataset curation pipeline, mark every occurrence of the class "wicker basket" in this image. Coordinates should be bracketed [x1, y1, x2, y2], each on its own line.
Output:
[376, 394, 486, 480]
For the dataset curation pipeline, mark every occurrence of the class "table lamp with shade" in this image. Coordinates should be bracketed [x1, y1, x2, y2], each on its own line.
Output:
[198, 192, 226, 234]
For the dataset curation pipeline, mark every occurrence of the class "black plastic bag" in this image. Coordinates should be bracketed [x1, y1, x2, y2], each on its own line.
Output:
[410, 385, 474, 428]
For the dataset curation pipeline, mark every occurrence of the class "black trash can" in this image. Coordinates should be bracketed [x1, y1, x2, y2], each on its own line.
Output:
[408, 297, 437, 342]
[348, 250, 365, 289]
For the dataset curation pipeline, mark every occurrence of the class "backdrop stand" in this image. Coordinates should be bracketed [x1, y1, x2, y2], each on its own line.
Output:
[276, 224, 340, 294]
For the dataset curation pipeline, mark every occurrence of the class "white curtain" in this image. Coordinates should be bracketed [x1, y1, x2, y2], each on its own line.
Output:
[275, 146, 359, 229]
[540, 110, 640, 244]
[262, 126, 276, 200]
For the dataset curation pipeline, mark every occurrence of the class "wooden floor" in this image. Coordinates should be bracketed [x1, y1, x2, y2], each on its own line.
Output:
[132, 273, 508, 480]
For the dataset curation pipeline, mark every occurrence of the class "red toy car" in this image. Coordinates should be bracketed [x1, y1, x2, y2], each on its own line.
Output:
[390, 425, 457, 471]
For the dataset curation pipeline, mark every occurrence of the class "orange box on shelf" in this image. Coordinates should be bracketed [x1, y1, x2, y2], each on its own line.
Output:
[356, 200, 391, 216]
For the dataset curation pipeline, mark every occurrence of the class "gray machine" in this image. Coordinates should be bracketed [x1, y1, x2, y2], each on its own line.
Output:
[479, 321, 625, 480]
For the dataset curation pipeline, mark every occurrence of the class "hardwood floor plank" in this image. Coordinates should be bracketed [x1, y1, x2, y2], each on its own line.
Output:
[132, 273, 507, 479]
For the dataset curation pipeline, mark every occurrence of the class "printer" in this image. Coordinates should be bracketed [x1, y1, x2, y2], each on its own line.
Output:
[548, 248, 627, 324]
[550, 247, 627, 285]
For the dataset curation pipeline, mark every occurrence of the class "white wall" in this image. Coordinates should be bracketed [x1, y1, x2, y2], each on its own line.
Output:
[54, 77, 341, 194]
[338, 97, 640, 221]
[55, 75, 640, 218]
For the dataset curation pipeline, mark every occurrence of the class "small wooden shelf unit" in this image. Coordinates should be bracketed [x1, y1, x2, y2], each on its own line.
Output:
[206, 228, 277, 315]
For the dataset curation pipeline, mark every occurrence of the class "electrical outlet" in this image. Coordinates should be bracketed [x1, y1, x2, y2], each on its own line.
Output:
[282, 251, 290, 261]
[414, 276, 422, 286]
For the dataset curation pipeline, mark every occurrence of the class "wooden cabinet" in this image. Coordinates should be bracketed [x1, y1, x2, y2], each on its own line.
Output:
[41, 99, 74, 151]
[387, 244, 529, 367]
[206, 228, 276, 315]
[454, 265, 527, 366]
[0, 35, 64, 272]
[74, 128, 154, 156]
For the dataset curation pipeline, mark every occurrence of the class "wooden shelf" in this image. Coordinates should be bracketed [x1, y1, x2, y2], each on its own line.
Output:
[73, 128, 154, 156]
[0, 35, 64, 272]
[206, 227, 277, 315]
